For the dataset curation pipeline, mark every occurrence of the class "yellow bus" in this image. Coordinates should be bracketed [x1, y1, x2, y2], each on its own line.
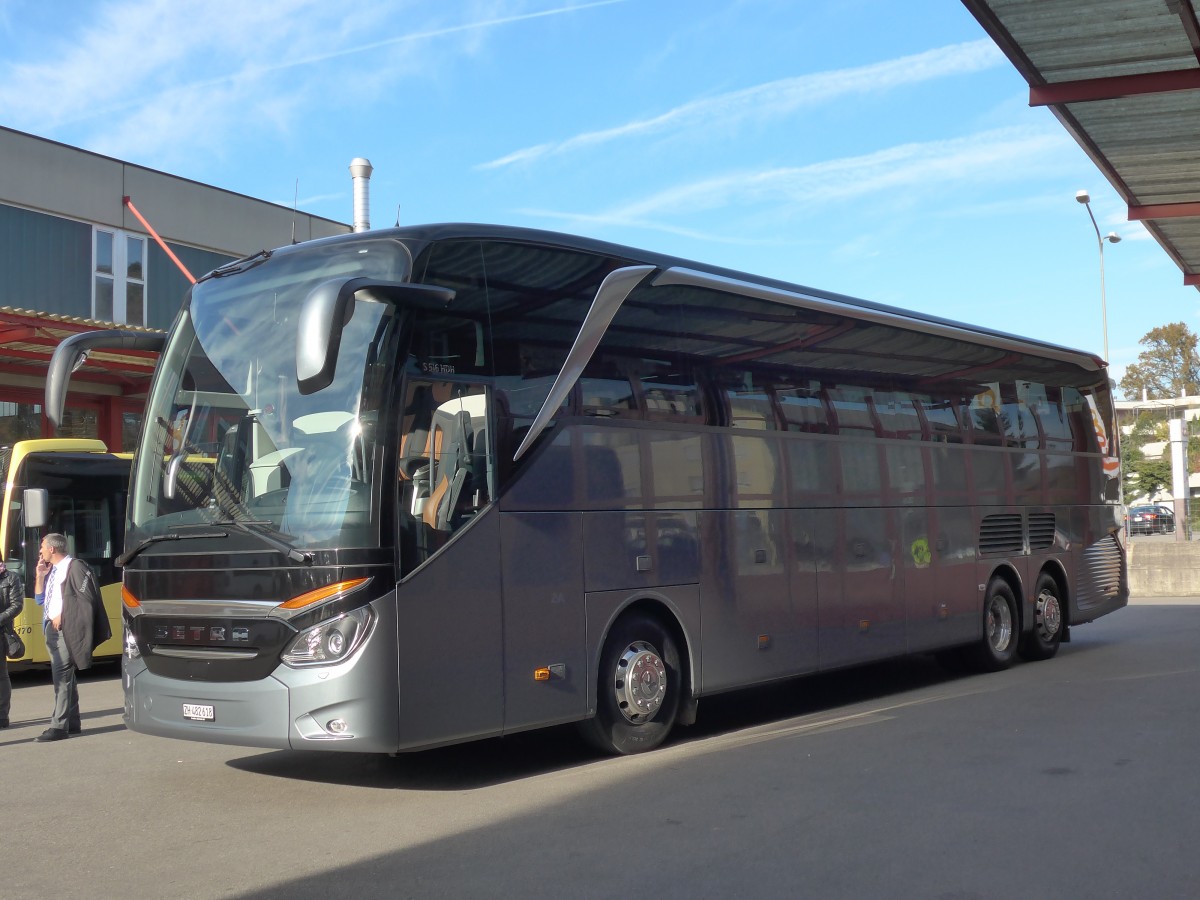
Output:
[1, 439, 130, 666]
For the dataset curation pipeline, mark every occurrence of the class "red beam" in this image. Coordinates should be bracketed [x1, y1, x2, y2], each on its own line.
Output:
[1128, 201, 1200, 220]
[123, 196, 196, 284]
[0, 345, 157, 374]
[1029, 68, 1200, 105]
[1187, 273, 1199, 287]
[0, 325, 40, 342]
[0, 359, 149, 388]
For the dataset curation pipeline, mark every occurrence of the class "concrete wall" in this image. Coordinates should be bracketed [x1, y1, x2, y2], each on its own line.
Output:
[0, 126, 349, 255]
[1127, 541, 1200, 596]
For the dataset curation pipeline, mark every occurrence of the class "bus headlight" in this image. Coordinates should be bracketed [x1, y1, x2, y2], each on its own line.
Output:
[124, 625, 141, 660]
[281, 607, 374, 668]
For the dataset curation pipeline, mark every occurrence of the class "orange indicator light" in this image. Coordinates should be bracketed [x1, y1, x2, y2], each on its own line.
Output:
[278, 577, 370, 610]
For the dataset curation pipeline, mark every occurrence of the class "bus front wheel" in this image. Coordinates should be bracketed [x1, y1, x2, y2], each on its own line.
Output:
[579, 613, 682, 755]
[966, 577, 1019, 672]
[1018, 573, 1064, 661]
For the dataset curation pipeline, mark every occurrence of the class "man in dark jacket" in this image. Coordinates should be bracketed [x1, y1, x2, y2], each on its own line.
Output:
[0, 559, 23, 728]
[34, 532, 109, 741]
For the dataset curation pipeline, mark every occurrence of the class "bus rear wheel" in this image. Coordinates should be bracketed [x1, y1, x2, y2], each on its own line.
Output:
[1018, 573, 1064, 661]
[965, 577, 1019, 672]
[579, 612, 682, 755]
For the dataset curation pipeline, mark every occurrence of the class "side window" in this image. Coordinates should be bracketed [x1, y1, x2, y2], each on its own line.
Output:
[398, 381, 492, 576]
[888, 392, 926, 441]
[777, 381, 829, 433]
[1038, 387, 1075, 450]
[576, 354, 703, 422]
[640, 367, 703, 422]
[918, 395, 965, 444]
[93, 228, 147, 325]
[578, 376, 637, 417]
[998, 383, 1034, 448]
[715, 369, 777, 430]
[968, 384, 1004, 446]
[827, 385, 880, 436]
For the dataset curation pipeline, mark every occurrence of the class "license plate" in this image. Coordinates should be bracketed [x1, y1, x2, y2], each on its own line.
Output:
[182, 703, 215, 722]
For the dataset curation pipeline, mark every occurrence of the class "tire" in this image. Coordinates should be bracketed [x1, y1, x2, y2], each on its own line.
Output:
[1018, 573, 1064, 661]
[964, 577, 1019, 672]
[579, 612, 682, 755]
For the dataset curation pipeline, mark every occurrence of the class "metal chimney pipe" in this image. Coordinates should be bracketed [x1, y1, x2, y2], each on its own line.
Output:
[349, 157, 373, 232]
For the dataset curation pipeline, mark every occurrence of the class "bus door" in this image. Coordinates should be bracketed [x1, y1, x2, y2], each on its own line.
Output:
[394, 380, 505, 748]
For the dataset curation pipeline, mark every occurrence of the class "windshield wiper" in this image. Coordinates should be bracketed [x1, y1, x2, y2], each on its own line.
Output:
[214, 518, 314, 566]
[197, 249, 273, 283]
[116, 528, 227, 568]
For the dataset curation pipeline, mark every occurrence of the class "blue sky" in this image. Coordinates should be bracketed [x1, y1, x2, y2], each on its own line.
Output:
[2, 0, 1196, 392]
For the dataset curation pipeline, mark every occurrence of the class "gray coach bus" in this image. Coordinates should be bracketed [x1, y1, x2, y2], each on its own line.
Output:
[48, 224, 1127, 755]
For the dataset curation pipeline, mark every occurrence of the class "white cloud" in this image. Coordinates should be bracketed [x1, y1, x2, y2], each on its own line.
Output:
[520, 126, 1076, 241]
[0, 0, 626, 162]
[478, 39, 1007, 169]
[613, 126, 1070, 220]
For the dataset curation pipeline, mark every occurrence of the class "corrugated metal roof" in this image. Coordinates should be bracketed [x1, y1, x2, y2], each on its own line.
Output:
[962, 0, 1200, 290]
[0, 308, 162, 388]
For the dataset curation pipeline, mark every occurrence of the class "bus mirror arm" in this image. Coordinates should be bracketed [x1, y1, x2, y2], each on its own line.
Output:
[296, 278, 456, 395]
[46, 330, 166, 431]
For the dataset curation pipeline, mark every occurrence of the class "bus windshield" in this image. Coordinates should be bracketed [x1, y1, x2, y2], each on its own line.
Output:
[127, 238, 411, 550]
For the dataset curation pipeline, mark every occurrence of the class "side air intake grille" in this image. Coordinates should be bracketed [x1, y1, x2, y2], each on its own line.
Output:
[979, 514, 1023, 555]
[1027, 513, 1056, 551]
[1077, 534, 1124, 610]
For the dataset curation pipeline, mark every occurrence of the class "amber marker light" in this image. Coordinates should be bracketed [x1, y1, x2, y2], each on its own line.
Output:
[534, 667, 551, 681]
[278, 577, 370, 610]
[122, 585, 141, 608]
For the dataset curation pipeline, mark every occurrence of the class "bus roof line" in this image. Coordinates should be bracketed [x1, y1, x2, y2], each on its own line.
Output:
[652, 267, 1103, 373]
[513, 265, 657, 461]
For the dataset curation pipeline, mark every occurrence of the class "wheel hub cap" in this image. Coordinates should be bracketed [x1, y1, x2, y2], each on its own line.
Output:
[1036, 590, 1062, 641]
[613, 641, 666, 724]
[986, 596, 1013, 651]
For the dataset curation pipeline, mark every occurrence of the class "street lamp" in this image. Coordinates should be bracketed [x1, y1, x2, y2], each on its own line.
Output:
[1076, 189, 1121, 363]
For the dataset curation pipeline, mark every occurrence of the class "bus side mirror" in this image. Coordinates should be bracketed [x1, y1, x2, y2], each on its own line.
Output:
[23, 488, 48, 529]
[296, 278, 455, 395]
[45, 330, 165, 430]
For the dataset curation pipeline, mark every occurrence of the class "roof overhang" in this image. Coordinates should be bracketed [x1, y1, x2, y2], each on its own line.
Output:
[0, 307, 162, 395]
[962, 0, 1200, 291]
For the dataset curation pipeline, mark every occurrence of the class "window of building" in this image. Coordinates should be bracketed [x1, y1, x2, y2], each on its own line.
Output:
[93, 228, 146, 325]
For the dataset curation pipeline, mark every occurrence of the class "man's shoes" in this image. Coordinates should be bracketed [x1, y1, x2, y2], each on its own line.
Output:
[0, 717, 8, 728]
[68, 723, 81, 734]
[36, 727, 69, 742]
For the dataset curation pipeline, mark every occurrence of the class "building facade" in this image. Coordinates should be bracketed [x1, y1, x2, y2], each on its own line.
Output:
[0, 126, 350, 449]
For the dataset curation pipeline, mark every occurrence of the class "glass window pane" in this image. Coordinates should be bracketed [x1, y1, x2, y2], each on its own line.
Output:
[827, 385, 878, 435]
[94, 275, 114, 320]
[127, 236, 144, 281]
[919, 395, 964, 444]
[59, 407, 99, 441]
[0, 401, 42, 442]
[890, 392, 925, 440]
[777, 382, 828, 432]
[122, 411, 144, 452]
[579, 377, 636, 416]
[126, 281, 145, 326]
[95, 230, 113, 275]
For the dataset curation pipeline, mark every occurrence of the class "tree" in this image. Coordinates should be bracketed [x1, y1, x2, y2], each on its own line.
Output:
[1119, 322, 1200, 401]
[1122, 442, 1171, 501]
[1121, 412, 1175, 503]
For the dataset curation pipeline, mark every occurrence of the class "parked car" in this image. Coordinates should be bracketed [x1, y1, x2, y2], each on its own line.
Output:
[1127, 504, 1176, 535]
